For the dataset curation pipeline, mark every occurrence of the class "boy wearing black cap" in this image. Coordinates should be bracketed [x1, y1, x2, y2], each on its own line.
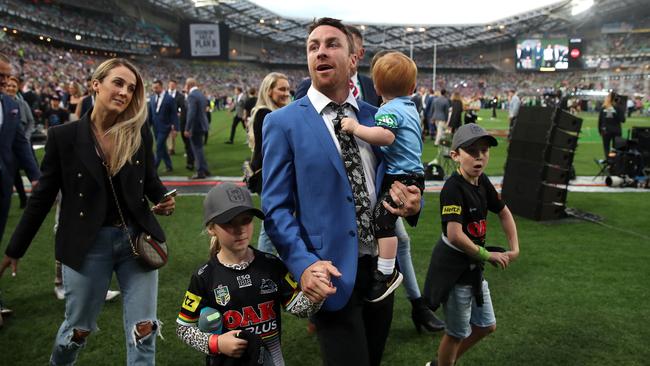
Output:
[43, 94, 69, 128]
[176, 183, 323, 366]
[424, 124, 520, 366]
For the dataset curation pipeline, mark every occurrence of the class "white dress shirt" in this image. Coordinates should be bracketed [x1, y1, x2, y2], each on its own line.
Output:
[306, 86, 377, 209]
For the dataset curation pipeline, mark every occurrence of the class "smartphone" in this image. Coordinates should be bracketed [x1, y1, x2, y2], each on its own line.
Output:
[161, 189, 177, 202]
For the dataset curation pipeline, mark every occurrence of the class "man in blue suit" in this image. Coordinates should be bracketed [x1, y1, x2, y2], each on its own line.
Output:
[148, 79, 179, 172]
[294, 25, 380, 108]
[183, 78, 210, 179]
[0, 54, 40, 246]
[262, 18, 421, 366]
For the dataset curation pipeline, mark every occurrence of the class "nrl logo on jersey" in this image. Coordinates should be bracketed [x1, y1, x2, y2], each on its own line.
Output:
[214, 285, 230, 306]
[260, 279, 278, 295]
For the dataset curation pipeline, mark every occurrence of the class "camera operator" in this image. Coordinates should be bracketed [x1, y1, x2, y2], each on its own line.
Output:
[598, 92, 626, 159]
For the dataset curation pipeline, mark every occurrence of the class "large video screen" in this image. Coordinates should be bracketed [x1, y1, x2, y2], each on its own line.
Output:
[516, 38, 569, 71]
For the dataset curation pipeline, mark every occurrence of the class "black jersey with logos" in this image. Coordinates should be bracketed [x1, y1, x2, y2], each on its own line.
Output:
[177, 247, 299, 365]
[440, 172, 505, 247]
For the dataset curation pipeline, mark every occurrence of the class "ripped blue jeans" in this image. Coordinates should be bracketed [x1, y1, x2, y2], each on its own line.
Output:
[50, 227, 159, 366]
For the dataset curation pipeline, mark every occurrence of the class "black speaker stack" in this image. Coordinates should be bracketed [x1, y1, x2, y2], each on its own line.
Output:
[502, 107, 583, 221]
[631, 127, 650, 168]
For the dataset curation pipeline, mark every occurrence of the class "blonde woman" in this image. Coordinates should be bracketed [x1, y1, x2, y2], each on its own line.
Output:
[247, 72, 290, 254]
[67, 81, 83, 120]
[0, 58, 175, 365]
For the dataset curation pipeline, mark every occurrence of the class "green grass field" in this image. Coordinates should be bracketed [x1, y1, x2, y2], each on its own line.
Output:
[33, 108, 650, 178]
[2, 108, 650, 365]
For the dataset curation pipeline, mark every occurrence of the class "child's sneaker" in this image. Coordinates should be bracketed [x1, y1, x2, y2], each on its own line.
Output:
[366, 269, 403, 303]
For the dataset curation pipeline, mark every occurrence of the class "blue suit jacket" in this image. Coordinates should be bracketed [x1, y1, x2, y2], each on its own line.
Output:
[185, 89, 209, 133]
[148, 93, 179, 134]
[261, 96, 386, 311]
[0, 94, 40, 197]
[295, 74, 381, 108]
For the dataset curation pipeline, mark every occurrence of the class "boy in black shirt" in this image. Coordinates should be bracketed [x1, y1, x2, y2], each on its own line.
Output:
[425, 123, 519, 366]
[43, 95, 69, 128]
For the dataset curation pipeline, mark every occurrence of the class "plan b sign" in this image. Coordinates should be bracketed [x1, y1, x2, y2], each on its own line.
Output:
[190, 24, 221, 57]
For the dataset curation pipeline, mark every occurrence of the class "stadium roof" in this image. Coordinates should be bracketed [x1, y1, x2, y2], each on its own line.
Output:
[147, 0, 648, 52]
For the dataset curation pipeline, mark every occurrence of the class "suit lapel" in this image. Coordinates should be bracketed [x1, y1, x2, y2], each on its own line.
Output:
[299, 98, 347, 180]
[1, 94, 20, 142]
[74, 116, 105, 186]
[0, 94, 7, 137]
[151, 95, 158, 114]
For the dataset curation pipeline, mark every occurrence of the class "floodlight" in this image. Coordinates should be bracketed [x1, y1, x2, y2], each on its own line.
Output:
[571, 0, 593, 16]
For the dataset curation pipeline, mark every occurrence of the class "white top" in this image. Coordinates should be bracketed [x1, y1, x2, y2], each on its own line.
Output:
[306, 86, 377, 209]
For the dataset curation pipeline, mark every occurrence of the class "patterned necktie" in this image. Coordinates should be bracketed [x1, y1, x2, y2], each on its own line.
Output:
[348, 79, 359, 99]
[330, 102, 375, 252]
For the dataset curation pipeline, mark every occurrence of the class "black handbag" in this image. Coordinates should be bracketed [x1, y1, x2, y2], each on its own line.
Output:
[242, 160, 262, 193]
[105, 160, 168, 270]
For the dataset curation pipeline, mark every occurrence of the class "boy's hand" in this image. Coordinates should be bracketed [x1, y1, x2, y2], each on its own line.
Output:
[340, 117, 359, 134]
[488, 252, 510, 269]
[217, 330, 248, 357]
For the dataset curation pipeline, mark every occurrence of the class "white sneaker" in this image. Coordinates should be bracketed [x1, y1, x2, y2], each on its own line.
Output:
[54, 285, 65, 300]
[105, 290, 120, 302]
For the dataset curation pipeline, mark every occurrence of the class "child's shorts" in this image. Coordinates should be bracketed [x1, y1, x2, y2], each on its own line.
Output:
[443, 280, 496, 339]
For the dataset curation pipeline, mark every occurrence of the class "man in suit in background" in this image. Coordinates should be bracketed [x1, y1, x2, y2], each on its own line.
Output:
[0, 53, 40, 247]
[262, 18, 421, 366]
[413, 86, 433, 137]
[167, 79, 192, 169]
[183, 77, 210, 179]
[148, 79, 179, 172]
[294, 25, 380, 108]
[226, 86, 246, 144]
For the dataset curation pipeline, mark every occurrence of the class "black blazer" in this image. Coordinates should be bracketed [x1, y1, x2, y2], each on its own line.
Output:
[172, 91, 187, 130]
[6, 113, 168, 271]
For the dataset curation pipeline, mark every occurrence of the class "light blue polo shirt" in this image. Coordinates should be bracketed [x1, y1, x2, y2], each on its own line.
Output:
[374, 96, 424, 175]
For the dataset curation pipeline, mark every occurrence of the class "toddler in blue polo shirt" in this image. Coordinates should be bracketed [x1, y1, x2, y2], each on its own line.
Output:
[341, 51, 423, 303]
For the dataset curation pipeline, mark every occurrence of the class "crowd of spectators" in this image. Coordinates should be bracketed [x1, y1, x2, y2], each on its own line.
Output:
[2, 35, 648, 137]
[1, 0, 175, 55]
[259, 43, 491, 69]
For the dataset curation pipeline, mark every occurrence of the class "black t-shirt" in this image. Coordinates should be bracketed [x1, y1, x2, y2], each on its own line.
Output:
[44, 108, 69, 127]
[177, 248, 299, 365]
[440, 171, 504, 247]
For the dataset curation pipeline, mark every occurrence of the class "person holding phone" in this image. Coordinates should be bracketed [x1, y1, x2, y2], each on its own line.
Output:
[0, 58, 175, 365]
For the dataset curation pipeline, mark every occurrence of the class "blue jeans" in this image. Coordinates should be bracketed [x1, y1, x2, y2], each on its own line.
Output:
[395, 218, 421, 300]
[443, 280, 496, 339]
[154, 129, 172, 170]
[256, 224, 276, 255]
[50, 227, 159, 366]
